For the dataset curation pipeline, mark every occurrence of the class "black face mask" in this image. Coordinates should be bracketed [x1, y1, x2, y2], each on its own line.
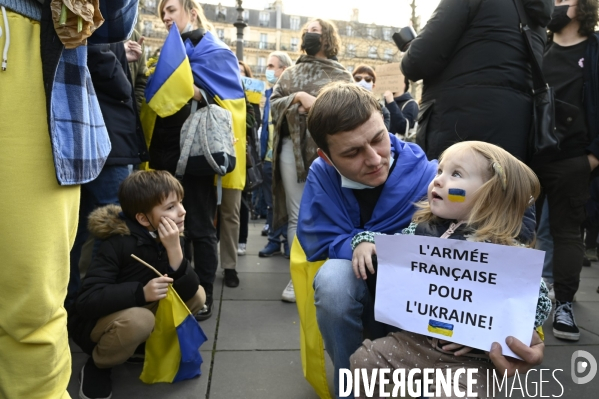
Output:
[548, 5, 572, 33]
[302, 32, 322, 56]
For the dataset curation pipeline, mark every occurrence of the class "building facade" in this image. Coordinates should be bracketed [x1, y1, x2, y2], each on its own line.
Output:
[139, 1, 403, 79]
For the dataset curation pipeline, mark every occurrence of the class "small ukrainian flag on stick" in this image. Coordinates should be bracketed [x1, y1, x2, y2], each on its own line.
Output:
[447, 188, 466, 202]
[428, 320, 454, 337]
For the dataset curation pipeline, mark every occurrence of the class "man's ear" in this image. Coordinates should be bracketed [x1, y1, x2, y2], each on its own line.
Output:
[136, 213, 150, 227]
[317, 148, 333, 166]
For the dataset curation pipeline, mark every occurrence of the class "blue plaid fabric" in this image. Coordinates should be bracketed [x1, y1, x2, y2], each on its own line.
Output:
[50, 0, 138, 185]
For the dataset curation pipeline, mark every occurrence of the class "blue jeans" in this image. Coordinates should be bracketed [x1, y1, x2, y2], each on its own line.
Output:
[537, 198, 554, 283]
[66, 165, 131, 309]
[314, 259, 393, 399]
[262, 161, 287, 244]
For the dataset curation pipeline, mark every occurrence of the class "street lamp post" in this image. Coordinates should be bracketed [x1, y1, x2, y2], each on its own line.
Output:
[234, 0, 247, 60]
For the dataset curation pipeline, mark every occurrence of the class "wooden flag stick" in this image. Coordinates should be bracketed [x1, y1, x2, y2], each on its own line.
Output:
[131, 254, 163, 278]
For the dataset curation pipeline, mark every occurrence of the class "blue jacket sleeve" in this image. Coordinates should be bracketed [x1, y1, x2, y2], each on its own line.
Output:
[89, 1, 138, 44]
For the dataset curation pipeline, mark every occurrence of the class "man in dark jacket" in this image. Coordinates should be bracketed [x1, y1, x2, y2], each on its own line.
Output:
[533, 0, 599, 342]
[401, 0, 553, 161]
[383, 77, 418, 138]
[66, 41, 149, 309]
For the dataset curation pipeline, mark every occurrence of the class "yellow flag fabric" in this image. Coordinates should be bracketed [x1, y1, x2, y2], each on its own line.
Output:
[139, 99, 156, 171]
[140, 285, 207, 384]
[290, 236, 332, 399]
[215, 97, 246, 190]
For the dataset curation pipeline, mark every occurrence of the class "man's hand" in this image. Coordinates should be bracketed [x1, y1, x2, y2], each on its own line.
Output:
[352, 242, 376, 279]
[588, 154, 599, 171]
[439, 340, 474, 356]
[125, 37, 144, 62]
[143, 275, 173, 302]
[489, 330, 544, 378]
[383, 90, 394, 104]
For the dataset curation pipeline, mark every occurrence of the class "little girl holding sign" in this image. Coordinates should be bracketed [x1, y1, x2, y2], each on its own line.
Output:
[350, 141, 551, 398]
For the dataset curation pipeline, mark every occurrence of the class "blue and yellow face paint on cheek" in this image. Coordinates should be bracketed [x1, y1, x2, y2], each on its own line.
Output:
[447, 188, 466, 202]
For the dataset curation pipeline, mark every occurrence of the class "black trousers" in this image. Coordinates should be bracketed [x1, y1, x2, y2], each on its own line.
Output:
[239, 191, 249, 244]
[535, 155, 590, 302]
[182, 174, 218, 296]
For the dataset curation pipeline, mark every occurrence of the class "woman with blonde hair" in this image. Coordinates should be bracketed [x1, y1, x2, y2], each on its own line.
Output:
[350, 141, 551, 397]
[271, 18, 353, 302]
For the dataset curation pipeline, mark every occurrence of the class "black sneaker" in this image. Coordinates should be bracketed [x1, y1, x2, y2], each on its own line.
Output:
[195, 294, 213, 321]
[224, 269, 240, 288]
[553, 301, 580, 341]
[582, 256, 592, 267]
[261, 224, 269, 236]
[79, 357, 112, 399]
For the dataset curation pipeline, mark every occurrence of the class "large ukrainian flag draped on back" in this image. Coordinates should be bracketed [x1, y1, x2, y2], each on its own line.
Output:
[145, 25, 194, 118]
[140, 285, 208, 384]
[185, 31, 246, 190]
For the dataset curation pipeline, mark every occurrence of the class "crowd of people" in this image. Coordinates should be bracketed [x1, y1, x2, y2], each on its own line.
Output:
[1, 0, 598, 398]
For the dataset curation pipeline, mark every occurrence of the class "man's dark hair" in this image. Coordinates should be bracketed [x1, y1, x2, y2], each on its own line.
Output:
[404, 77, 410, 93]
[577, 0, 599, 37]
[308, 82, 382, 156]
[118, 170, 184, 220]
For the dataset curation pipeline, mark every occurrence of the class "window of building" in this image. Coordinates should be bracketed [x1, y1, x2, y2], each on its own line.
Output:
[383, 28, 392, 41]
[346, 25, 353, 37]
[217, 29, 225, 41]
[259, 11, 270, 27]
[384, 48, 394, 60]
[347, 43, 356, 57]
[290, 37, 299, 52]
[290, 16, 300, 31]
[257, 57, 266, 74]
[347, 65, 354, 73]
[367, 27, 376, 38]
[368, 46, 377, 59]
[243, 10, 250, 22]
[142, 20, 152, 36]
[260, 33, 268, 49]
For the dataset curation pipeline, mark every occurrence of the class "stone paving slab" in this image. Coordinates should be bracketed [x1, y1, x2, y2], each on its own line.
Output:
[235, 254, 291, 273]
[209, 350, 335, 399]
[222, 272, 292, 301]
[216, 300, 300, 351]
[67, 351, 212, 398]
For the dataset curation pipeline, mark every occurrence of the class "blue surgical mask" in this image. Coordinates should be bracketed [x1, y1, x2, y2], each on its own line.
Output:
[265, 69, 277, 84]
[356, 79, 373, 92]
[322, 153, 395, 190]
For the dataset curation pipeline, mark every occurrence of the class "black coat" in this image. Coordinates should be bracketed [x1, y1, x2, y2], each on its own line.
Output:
[68, 205, 200, 355]
[88, 43, 149, 166]
[402, 0, 553, 161]
[385, 92, 418, 135]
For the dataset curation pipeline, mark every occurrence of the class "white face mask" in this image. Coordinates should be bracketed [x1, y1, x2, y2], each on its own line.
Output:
[356, 79, 373, 92]
[322, 152, 395, 190]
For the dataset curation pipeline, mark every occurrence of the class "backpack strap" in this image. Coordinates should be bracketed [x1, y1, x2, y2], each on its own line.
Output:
[401, 98, 417, 111]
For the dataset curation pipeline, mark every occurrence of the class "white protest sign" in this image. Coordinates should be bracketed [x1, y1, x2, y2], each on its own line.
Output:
[375, 234, 545, 359]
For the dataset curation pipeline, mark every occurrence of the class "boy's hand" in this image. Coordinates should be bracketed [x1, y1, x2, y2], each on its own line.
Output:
[143, 275, 173, 302]
[352, 242, 376, 280]
[158, 216, 180, 251]
[439, 340, 474, 356]
[158, 216, 184, 270]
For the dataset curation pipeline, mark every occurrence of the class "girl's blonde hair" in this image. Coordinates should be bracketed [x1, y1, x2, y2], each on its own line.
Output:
[413, 141, 541, 246]
[158, 0, 214, 32]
